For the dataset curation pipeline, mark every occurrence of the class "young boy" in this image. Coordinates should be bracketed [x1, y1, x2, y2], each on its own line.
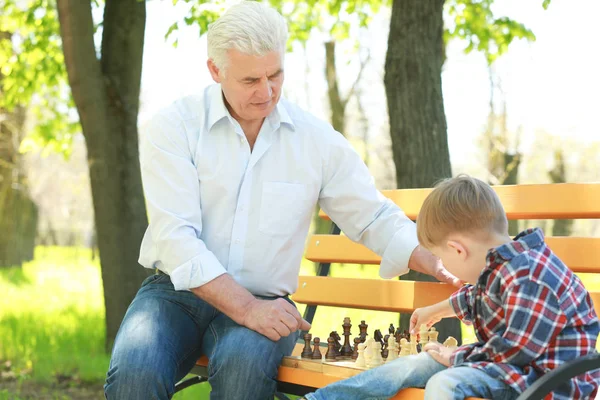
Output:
[303, 175, 599, 400]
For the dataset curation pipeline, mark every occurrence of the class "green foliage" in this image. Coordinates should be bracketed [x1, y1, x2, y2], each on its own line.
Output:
[445, 0, 549, 64]
[0, 0, 78, 157]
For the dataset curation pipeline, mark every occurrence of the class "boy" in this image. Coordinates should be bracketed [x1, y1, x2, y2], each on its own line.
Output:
[303, 175, 599, 400]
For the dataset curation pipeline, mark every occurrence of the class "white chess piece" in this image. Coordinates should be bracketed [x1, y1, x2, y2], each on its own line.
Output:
[369, 341, 383, 368]
[428, 327, 439, 343]
[355, 342, 366, 367]
[419, 324, 429, 346]
[386, 337, 398, 361]
[399, 338, 410, 357]
[443, 336, 458, 348]
[364, 337, 374, 365]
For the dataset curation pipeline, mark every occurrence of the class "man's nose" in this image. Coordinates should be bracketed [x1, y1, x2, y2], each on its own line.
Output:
[257, 78, 273, 100]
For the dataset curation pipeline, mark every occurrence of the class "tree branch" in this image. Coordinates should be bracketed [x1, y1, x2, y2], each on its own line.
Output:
[343, 50, 371, 109]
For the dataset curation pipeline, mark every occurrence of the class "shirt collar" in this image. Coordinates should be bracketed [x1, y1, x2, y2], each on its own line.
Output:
[206, 84, 296, 132]
[490, 227, 545, 262]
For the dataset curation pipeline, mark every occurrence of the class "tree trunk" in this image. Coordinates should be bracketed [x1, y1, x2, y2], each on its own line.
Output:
[384, 0, 459, 343]
[57, 0, 149, 351]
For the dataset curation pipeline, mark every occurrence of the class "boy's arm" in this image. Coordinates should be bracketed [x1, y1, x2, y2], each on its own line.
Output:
[449, 284, 476, 324]
[410, 297, 456, 333]
[451, 280, 567, 367]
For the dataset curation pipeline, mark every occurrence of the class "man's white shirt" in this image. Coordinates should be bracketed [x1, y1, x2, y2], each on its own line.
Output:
[138, 84, 419, 296]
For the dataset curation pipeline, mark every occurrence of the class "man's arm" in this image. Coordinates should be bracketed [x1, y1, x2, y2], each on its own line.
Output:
[317, 130, 460, 286]
[141, 111, 308, 340]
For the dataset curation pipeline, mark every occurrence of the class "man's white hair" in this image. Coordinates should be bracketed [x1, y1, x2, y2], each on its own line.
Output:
[207, 1, 288, 72]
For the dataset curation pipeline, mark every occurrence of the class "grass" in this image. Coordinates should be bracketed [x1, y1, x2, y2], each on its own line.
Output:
[1, 246, 599, 399]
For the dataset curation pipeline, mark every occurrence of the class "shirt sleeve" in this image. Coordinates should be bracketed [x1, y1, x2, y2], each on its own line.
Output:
[450, 284, 475, 324]
[317, 132, 418, 279]
[451, 280, 567, 366]
[139, 111, 227, 291]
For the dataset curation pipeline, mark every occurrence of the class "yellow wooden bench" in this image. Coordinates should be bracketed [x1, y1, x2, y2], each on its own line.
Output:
[177, 183, 600, 399]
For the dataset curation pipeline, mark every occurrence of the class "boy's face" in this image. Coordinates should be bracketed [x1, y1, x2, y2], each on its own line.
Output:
[430, 238, 486, 284]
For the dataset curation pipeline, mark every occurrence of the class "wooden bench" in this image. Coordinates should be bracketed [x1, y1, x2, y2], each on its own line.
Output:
[177, 183, 600, 399]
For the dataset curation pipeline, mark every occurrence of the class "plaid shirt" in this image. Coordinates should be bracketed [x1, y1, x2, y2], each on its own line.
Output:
[449, 228, 600, 399]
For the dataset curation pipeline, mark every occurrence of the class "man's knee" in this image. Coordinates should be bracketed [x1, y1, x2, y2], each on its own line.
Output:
[105, 361, 172, 400]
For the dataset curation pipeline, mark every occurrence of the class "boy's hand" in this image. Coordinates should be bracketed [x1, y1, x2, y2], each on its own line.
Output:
[423, 342, 455, 367]
[409, 306, 441, 335]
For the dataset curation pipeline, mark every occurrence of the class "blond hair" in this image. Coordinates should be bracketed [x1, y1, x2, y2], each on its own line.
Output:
[416, 175, 508, 249]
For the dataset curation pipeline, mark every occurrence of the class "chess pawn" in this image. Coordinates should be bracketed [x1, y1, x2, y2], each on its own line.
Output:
[369, 342, 383, 368]
[312, 337, 323, 360]
[443, 336, 458, 348]
[355, 342, 367, 368]
[325, 336, 337, 361]
[364, 337, 374, 365]
[399, 338, 410, 357]
[352, 337, 361, 360]
[387, 341, 398, 362]
[301, 333, 313, 359]
[410, 339, 418, 355]
[428, 327, 439, 343]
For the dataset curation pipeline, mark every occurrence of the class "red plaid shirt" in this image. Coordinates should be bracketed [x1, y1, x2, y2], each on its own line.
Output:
[449, 228, 600, 399]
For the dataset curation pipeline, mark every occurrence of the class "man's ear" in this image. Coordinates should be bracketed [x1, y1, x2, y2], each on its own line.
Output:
[446, 240, 467, 260]
[207, 59, 222, 83]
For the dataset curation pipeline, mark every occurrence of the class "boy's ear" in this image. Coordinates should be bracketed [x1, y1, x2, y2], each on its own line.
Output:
[446, 240, 467, 259]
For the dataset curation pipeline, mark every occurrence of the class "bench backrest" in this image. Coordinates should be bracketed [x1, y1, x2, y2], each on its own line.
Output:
[292, 183, 600, 316]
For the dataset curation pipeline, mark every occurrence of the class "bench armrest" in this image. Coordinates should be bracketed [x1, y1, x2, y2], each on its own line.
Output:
[516, 353, 600, 400]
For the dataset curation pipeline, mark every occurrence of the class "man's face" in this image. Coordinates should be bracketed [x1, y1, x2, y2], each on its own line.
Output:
[208, 49, 284, 123]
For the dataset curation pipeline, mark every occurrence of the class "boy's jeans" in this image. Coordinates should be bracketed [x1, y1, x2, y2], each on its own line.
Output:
[305, 352, 520, 400]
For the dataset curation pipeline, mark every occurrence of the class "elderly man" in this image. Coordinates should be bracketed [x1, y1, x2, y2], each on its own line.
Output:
[104, 2, 459, 399]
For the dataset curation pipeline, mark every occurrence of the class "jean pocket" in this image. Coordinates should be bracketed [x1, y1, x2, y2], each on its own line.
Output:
[258, 181, 307, 235]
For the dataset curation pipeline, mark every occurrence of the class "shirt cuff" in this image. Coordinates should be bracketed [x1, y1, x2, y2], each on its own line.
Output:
[450, 285, 473, 323]
[378, 222, 419, 279]
[169, 251, 227, 291]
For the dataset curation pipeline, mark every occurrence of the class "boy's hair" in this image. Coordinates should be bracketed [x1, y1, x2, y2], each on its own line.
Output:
[417, 175, 508, 249]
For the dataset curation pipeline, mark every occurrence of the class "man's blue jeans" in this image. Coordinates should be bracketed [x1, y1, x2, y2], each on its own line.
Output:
[305, 352, 520, 400]
[104, 274, 298, 399]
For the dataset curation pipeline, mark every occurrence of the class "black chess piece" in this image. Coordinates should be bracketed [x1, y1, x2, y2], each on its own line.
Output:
[301, 333, 312, 359]
[359, 320, 368, 342]
[312, 337, 322, 360]
[352, 337, 361, 360]
[340, 317, 353, 358]
[389, 323, 395, 335]
[330, 331, 342, 357]
[325, 336, 337, 361]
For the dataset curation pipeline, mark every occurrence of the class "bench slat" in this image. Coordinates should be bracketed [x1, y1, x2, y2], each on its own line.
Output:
[305, 235, 600, 274]
[292, 276, 457, 313]
[318, 183, 600, 220]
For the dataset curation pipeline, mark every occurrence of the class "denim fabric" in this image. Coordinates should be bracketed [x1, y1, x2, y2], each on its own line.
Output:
[104, 274, 298, 399]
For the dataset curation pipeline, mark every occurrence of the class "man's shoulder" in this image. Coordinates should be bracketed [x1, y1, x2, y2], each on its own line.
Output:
[154, 93, 207, 123]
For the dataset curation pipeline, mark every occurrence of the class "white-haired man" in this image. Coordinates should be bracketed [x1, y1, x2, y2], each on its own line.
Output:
[104, 2, 460, 399]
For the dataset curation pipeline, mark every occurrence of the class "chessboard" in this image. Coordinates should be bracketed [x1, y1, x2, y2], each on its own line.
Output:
[282, 316, 459, 380]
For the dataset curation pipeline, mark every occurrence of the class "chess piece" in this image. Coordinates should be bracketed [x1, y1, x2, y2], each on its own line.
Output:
[312, 337, 322, 360]
[428, 327, 439, 343]
[399, 338, 410, 357]
[374, 329, 384, 347]
[364, 337, 374, 365]
[387, 337, 398, 361]
[410, 340, 418, 355]
[359, 320, 368, 342]
[389, 323, 395, 335]
[301, 333, 313, 359]
[352, 337, 361, 360]
[443, 336, 458, 348]
[419, 324, 429, 346]
[330, 331, 342, 357]
[369, 341, 383, 368]
[355, 342, 367, 367]
[382, 348, 389, 361]
[325, 336, 337, 361]
[340, 317, 353, 358]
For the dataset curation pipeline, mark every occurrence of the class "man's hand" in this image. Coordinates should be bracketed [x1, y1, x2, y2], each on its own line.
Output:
[409, 306, 441, 335]
[423, 342, 455, 367]
[242, 298, 311, 341]
[407, 245, 462, 287]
